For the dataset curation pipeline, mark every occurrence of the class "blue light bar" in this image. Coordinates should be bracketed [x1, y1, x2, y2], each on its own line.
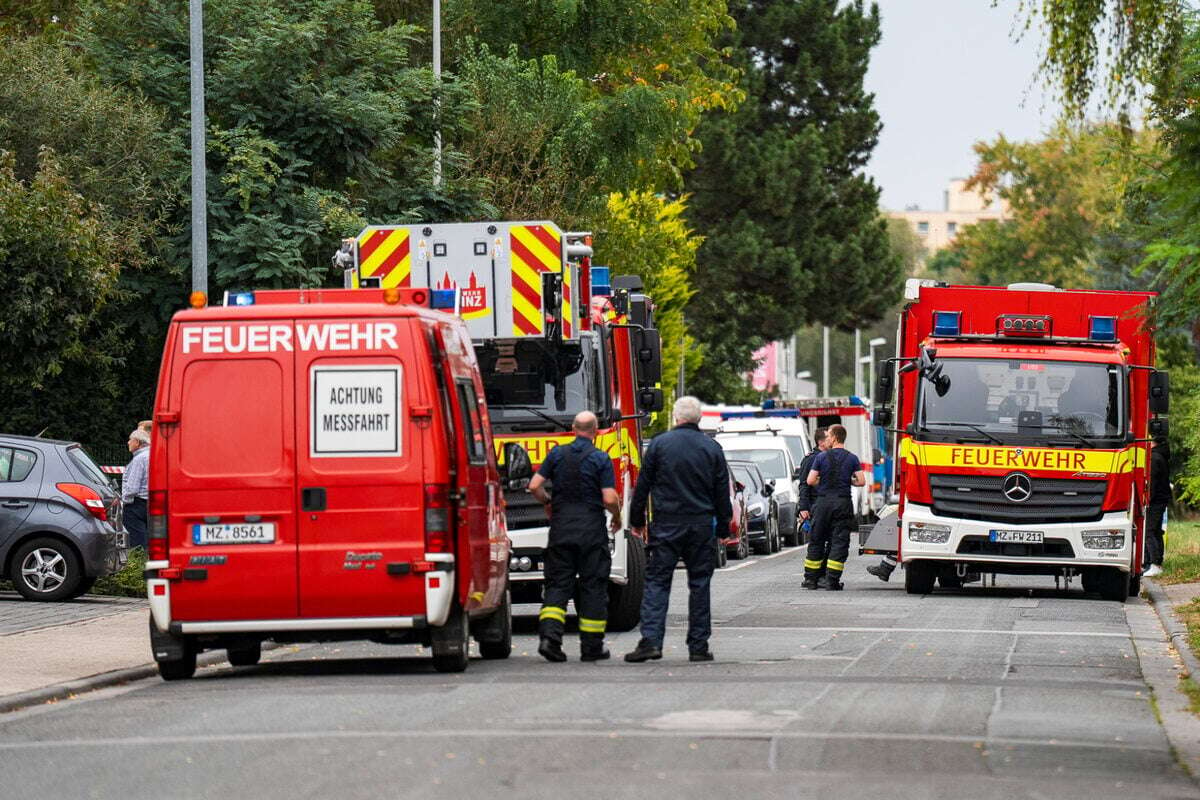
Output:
[933, 310, 961, 337]
[227, 291, 255, 306]
[591, 265, 611, 296]
[720, 409, 801, 419]
[1089, 315, 1117, 342]
[430, 289, 457, 310]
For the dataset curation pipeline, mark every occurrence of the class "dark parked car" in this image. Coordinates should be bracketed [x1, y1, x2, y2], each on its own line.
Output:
[0, 435, 126, 601]
[728, 460, 780, 555]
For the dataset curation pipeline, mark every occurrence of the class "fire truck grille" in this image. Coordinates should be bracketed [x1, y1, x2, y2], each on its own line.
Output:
[928, 474, 1107, 524]
[504, 484, 548, 530]
[956, 536, 1076, 558]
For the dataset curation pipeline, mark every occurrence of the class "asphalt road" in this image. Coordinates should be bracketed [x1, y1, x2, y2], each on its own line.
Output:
[1, 548, 1197, 800]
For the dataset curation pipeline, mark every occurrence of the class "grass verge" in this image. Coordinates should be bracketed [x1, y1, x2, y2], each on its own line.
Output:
[1157, 520, 1200, 585]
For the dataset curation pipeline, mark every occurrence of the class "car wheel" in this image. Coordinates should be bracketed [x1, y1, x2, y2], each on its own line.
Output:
[770, 516, 781, 553]
[11, 538, 83, 602]
[68, 576, 97, 600]
[715, 539, 728, 568]
[227, 642, 262, 667]
[733, 534, 749, 560]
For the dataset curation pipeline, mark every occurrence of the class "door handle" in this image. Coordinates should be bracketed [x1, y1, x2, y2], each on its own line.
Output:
[1, 501, 29, 509]
[301, 488, 327, 512]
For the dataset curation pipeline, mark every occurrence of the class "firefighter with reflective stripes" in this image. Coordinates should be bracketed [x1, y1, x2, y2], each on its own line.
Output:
[802, 424, 865, 590]
[528, 411, 622, 662]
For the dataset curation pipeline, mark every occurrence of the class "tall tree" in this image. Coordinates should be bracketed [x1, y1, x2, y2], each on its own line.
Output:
[683, 0, 901, 401]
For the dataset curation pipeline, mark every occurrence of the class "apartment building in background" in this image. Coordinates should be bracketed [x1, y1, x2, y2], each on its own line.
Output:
[889, 178, 1009, 253]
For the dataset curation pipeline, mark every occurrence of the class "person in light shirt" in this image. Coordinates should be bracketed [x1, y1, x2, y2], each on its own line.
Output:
[122, 428, 151, 549]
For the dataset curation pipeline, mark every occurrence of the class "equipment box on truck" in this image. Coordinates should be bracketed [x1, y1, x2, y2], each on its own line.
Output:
[146, 287, 530, 678]
[871, 280, 1169, 601]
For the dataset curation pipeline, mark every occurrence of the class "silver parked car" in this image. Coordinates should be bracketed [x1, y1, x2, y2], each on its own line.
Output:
[0, 435, 127, 601]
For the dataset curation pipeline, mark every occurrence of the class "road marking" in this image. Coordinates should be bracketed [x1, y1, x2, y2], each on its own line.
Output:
[0, 727, 1163, 752]
[710, 625, 1132, 638]
[718, 547, 802, 572]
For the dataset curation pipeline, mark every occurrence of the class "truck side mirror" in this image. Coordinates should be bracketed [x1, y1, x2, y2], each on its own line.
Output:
[872, 407, 893, 427]
[638, 387, 664, 413]
[875, 364, 894, 401]
[1149, 418, 1169, 440]
[1150, 371, 1170, 415]
[636, 329, 663, 386]
[501, 443, 533, 490]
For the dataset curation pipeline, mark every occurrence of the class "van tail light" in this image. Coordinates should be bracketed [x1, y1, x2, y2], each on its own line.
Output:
[148, 490, 168, 560]
[424, 483, 452, 553]
[56, 483, 107, 521]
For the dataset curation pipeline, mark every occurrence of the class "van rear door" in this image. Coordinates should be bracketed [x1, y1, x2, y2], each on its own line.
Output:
[167, 321, 299, 622]
[293, 316, 425, 618]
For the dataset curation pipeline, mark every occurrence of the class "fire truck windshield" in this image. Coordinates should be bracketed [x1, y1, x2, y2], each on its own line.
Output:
[918, 358, 1125, 446]
[481, 333, 607, 432]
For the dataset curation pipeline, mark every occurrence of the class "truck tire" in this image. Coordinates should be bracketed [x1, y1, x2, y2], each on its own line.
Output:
[227, 642, 261, 667]
[607, 533, 644, 632]
[1098, 568, 1129, 603]
[1128, 572, 1141, 598]
[431, 602, 470, 672]
[474, 587, 513, 660]
[1081, 569, 1099, 594]
[904, 560, 936, 595]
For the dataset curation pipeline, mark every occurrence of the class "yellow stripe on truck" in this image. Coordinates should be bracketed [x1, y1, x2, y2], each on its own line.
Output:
[901, 441, 1143, 474]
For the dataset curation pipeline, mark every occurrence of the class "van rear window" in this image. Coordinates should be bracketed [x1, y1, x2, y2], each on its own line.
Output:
[181, 359, 285, 477]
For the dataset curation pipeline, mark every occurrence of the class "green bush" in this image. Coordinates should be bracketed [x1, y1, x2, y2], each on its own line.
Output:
[91, 547, 147, 598]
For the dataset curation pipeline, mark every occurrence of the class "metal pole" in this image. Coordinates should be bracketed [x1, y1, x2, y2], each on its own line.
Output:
[854, 328, 862, 397]
[432, 0, 443, 188]
[822, 326, 830, 397]
[868, 353, 876, 404]
[189, 0, 208, 294]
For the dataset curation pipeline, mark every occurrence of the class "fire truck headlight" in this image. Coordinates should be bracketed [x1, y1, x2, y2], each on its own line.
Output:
[1082, 530, 1125, 550]
[908, 522, 951, 544]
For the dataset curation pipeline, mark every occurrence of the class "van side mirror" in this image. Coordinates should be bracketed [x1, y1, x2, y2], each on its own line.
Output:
[872, 407, 893, 427]
[636, 329, 663, 386]
[1150, 371, 1170, 415]
[734, 480, 745, 493]
[792, 466, 804, 481]
[501, 443, 533, 490]
[638, 387, 664, 413]
[875, 363, 894, 401]
[762, 480, 775, 496]
[1149, 418, 1169, 440]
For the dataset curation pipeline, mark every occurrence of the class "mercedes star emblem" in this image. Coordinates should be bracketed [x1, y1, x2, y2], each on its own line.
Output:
[1002, 472, 1033, 503]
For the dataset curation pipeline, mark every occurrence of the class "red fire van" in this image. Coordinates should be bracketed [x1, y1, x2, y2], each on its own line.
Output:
[145, 287, 530, 678]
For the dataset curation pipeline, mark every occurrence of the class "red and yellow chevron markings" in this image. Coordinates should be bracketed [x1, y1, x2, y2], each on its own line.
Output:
[357, 227, 412, 289]
[510, 224, 562, 336]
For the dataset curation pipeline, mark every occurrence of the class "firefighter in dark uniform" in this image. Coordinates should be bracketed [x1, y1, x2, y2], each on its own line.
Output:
[528, 410, 622, 663]
[624, 396, 732, 663]
[803, 424, 865, 590]
[795, 426, 828, 558]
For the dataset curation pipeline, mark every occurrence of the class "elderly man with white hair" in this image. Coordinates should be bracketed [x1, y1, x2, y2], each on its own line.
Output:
[122, 426, 151, 549]
[625, 396, 732, 663]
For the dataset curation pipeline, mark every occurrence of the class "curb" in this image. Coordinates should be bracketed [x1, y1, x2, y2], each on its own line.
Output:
[1144, 578, 1200, 681]
[0, 644, 279, 715]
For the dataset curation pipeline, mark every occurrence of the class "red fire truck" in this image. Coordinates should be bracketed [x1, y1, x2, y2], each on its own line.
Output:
[336, 222, 663, 630]
[869, 280, 1169, 601]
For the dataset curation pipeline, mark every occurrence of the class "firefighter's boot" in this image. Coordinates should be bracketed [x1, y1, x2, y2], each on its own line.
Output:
[580, 633, 610, 662]
[538, 637, 567, 663]
[867, 556, 897, 582]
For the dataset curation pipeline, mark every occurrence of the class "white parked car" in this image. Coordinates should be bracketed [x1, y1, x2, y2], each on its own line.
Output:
[717, 435, 802, 547]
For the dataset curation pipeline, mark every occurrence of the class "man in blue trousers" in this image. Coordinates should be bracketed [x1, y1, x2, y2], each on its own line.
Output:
[625, 396, 732, 663]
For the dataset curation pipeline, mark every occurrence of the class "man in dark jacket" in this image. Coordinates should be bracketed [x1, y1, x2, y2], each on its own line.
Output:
[625, 396, 733, 663]
[1144, 439, 1171, 578]
[796, 427, 828, 543]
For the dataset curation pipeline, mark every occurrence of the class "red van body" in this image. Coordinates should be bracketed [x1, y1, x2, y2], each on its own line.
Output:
[145, 288, 516, 677]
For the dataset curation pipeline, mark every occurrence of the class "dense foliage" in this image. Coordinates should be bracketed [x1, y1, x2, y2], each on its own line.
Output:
[683, 0, 901, 400]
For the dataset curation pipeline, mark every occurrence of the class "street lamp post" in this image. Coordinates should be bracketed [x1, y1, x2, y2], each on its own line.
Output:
[189, 0, 208, 295]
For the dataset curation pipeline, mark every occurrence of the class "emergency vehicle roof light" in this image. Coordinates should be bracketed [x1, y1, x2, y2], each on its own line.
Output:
[998, 314, 1051, 337]
[591, 265, 611, 296]
[933, 311, 961, 337]
[188, 291, 207, 309]
[225, 291, 255, 307]
[430, 289, 457, 310]
[1089, 315, 1117, 342]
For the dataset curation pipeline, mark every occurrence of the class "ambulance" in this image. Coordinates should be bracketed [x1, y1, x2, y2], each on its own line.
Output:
[870, 280, 1168, 600]
[145, 287, 528, 679]
[335, 222, 663, 631]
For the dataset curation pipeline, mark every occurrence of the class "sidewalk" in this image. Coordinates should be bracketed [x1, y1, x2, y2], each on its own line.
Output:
[1147, 578, 1200, 680]
[0, 593, 154, 709]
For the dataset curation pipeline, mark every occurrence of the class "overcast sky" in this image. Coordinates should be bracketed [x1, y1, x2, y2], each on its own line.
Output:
[865, 0, 1061, 211]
